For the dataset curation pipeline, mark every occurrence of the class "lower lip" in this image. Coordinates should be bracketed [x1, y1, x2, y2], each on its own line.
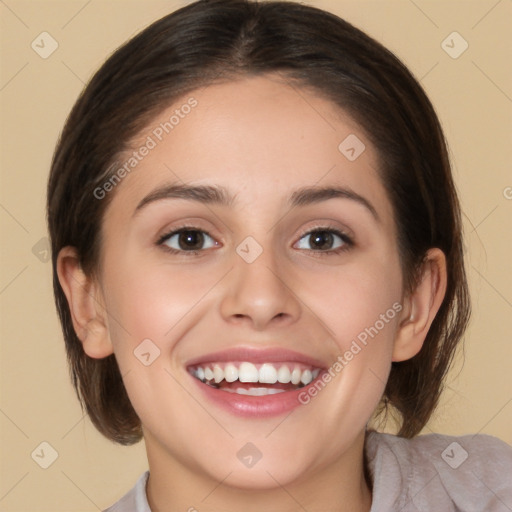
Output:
[190, 374, 322, 418]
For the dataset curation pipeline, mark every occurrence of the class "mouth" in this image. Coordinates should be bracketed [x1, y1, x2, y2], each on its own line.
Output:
[186, 348, 326, 417]
[189, 361, 322, 396]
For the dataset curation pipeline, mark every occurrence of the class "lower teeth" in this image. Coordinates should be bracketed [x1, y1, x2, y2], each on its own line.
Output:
[201, 379, 293, 395]
[222, 387, 286, 396]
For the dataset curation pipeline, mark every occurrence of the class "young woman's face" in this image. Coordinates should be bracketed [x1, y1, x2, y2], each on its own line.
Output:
[97, 76, 405, 489]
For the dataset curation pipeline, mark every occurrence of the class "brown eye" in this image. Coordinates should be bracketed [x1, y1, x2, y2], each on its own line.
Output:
[295, 229, 351, 252]
[161, 229, 217, 252]
[178, 230, 205, 250]
[309, 231, 335, 250]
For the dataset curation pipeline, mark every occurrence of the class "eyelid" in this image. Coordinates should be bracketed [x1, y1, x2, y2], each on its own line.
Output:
[158, 228, 216, 246]
[295, 221, 354, 244]
[156, 220, 220, 245]
[293, 226, 353, 253]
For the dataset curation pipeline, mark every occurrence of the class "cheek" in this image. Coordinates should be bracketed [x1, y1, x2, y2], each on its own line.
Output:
[299, 252, 402, 409]
[101, 254, 221, 366]
[305, 251, 403, 347]
[99, 260, 210, 437]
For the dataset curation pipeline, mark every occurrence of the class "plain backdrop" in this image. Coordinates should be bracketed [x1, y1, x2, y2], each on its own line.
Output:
[1, 0, 511, 510]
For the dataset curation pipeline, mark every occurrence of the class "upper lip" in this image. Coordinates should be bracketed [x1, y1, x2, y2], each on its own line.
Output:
[185, 346, 327, 369]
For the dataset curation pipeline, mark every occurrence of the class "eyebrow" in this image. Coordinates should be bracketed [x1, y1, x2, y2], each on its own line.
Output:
[133, 183, 379, 221]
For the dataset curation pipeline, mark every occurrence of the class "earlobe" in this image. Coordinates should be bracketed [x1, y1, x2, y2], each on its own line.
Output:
[393, 248, 447, 362]
[56, 246, 114, 359]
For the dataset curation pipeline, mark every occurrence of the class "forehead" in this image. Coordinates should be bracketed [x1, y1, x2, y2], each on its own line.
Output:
[105, 75, 393, 225]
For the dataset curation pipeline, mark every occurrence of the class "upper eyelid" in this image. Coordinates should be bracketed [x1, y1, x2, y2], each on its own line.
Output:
[294, 221, 355, 244]
[294, 227, 354, 249]
[298, 224, 352, 238]
[156, 222, 217, 244]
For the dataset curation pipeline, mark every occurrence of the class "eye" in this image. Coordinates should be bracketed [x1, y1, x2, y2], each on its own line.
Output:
[159, 228, 218, 253]
[295, 228, 352, 253]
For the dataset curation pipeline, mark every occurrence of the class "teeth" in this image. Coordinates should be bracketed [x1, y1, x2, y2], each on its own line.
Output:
[300, 369, 313, 385]
[213, 364, 224, 383]
[266, 388, 285, 395]
[259, 363, 278, 384]
[238, 362, 259, 383]
[222, 387, 286, 396]
[250, 387, 268, 396]
[277, 365, 291, 383]
[290, 367, 302, 385]
[193, 362, 322, 388]
[224, 363, 238, 383]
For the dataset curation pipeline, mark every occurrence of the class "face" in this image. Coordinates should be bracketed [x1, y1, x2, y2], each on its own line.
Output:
[96, 76, 405, 490]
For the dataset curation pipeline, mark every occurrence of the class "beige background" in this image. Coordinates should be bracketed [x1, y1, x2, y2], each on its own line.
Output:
[1, 0, 511, 510]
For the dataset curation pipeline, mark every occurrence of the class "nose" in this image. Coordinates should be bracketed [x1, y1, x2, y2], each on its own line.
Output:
[219, 247, 302, 331]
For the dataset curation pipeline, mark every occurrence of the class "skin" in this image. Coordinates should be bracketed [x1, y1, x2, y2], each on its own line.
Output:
[58, 75, 447, 512]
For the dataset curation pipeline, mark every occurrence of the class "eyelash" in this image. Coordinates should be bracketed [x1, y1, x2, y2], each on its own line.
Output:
[156, 225, 354, 257]
[296, 226, 354, 256]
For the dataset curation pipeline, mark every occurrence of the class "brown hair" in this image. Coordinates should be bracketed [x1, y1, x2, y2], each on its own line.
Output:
[47, 0, 470, 444]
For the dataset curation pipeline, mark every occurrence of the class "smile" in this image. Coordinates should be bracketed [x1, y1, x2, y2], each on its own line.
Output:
[186, 348, 327, 417]
[190, 361, 322, 395]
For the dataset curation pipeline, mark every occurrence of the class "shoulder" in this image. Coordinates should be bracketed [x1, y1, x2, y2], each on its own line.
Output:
[366, 431, 512, 512]
[103, 471, 151, 512]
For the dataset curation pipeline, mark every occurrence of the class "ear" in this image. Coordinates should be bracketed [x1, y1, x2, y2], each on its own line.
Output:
[393, 248, 447, 362]
[56, 246, 114, 359]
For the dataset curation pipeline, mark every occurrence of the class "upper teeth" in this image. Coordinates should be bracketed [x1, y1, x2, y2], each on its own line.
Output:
[193, 362, 320, 386]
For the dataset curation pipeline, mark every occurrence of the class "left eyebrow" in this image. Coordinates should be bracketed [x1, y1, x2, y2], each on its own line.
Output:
[133, 183, 379, 222]
[289, 185, 379, 222]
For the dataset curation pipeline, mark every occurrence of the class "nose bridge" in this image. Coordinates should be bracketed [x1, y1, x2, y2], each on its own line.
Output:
[219, 237, 302, 329]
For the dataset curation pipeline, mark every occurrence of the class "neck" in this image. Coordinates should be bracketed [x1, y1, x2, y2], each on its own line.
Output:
[145, 430, 372, 512]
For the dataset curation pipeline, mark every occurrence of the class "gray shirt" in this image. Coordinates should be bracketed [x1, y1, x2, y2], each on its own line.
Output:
[104, 432, 512, 511]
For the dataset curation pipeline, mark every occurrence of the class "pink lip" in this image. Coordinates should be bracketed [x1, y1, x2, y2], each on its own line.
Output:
[186, 346, 327, 418]
[190, 376, 323, 417]
[185, 346, 326, 368]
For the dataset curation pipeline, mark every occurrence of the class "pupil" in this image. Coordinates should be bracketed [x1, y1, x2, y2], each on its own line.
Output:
[179, 230, 203, 250]
[311, 231, 333, 250]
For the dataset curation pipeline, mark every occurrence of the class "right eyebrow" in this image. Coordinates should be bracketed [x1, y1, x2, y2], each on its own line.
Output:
[133, 183, 236, 217]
